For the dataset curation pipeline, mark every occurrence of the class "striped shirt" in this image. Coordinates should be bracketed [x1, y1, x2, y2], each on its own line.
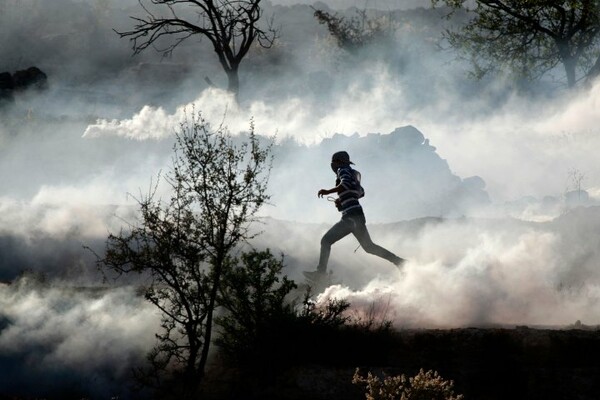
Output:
[336, 165, 364, 215]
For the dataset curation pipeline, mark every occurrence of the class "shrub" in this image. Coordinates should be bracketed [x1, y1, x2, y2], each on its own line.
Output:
[216, 249, 297, 365]
[352, 368, 464, 400]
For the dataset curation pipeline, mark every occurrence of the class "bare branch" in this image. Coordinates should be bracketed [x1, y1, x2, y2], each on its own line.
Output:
[116, 0, 277, 97]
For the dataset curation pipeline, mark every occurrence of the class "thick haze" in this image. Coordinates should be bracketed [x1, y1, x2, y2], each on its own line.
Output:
[2, 0, 600, 397]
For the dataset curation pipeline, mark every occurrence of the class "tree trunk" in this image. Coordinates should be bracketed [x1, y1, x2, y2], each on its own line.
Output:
[557, 40, 577, 88]
[197, 254, 224, 380]
[226, 67, 240, 100]
[558, 46, 576, 88]
[564, 58, 577, 88]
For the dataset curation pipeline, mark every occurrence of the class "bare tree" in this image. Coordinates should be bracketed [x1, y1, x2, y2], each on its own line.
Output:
[117, 0, 278, 98]
[98, 111, 273, 395]
[567, 167, 585, 200]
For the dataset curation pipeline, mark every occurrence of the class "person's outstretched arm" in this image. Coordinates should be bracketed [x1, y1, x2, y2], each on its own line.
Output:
[318, 184, 343, 198]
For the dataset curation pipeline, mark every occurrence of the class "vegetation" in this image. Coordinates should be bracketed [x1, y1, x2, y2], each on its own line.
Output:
[433, 0, 600, 87]
[117, 0, 278, 98]
[93, 111, 400, 398]
[98, 111, 273, 396]
[216, 248, 297, 365]
[313, 7, 395, 55]
[216, 258, 360, 370]
[353, 368, 464, 400]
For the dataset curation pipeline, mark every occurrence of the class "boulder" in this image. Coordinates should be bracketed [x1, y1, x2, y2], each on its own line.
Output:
[0, 72, 15, 90]
[0, 67, 47, 107]
[12, 66, 48, 91]
[0, 72, 15, 104]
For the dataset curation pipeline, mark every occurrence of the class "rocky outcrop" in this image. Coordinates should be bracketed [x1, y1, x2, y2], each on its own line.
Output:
[0, 67, 48, 106]
[0, 72, 15, 104]
[270, 125, 491, 222]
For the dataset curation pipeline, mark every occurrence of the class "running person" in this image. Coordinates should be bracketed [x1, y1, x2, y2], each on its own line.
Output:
[304, 151, 405, 282]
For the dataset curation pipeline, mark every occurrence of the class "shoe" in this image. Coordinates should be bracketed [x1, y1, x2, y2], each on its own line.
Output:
[303, 270, 327, 283]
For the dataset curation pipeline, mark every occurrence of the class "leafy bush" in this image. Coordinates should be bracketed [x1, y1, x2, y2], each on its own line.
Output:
[353, 368, 464, 400]
[216, 252, 354, 368]
[216, 249, 297, 365]
[96, 113, 273, 396]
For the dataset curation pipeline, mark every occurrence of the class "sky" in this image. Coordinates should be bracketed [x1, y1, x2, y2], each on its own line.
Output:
[1, 0, 600, 397]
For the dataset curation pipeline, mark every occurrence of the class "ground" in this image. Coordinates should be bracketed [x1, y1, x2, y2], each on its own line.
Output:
[203, 325, 600, 400]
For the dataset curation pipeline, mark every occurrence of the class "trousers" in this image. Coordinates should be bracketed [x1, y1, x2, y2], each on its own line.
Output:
[317, 211, 401, 272]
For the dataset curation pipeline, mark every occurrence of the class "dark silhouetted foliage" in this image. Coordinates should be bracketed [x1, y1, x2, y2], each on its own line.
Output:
[98, 111, 273, 397]
[117, 0, 278, 97]
[433, 0, 600, 87]
[313, 8, 394, 55]
[216, 249, 297, 365]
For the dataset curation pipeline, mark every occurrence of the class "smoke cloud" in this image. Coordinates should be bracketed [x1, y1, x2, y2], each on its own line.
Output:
[0, 280, 159, 398]
[310, 209, 600, 328]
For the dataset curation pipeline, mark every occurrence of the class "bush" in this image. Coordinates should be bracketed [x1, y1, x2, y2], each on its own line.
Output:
[216, 255, 353, 369]
[216, 249, 297, 366]
[352, 368, 464, 400]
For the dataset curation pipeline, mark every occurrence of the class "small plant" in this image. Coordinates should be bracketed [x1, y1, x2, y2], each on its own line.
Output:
[298, 289, 351, 327]
[353, 368, 464, 400]
[350, 296, 393, 332]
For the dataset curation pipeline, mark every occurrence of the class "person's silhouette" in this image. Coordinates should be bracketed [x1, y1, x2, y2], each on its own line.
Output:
[304, 151, 405, 283]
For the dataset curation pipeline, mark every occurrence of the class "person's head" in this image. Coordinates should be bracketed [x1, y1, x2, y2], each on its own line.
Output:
[330, 151, 354, 172]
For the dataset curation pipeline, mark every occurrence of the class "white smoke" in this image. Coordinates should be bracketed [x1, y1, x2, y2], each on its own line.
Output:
[0, 280, 159, 396]
[0, 186, 137, 239]
[311, 213, 600, 328]
[0, 282, 158, 366]
[82, 71, 600, 214]
[79, 72, 600, 334]
[3, 0, 600, 377]
[83, 67, 407, 143]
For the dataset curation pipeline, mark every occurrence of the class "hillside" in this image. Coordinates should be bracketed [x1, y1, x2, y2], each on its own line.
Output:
[2, 207, 600, 399]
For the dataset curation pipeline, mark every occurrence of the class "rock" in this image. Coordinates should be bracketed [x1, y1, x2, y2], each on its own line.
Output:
[12, 66, 48, 91]
[0, 72, 15, 104]
[0, 72, 15, 90]
[270, 125, 492, 221]
[388, 125, 425, 148]
[0, 67, 48, 107]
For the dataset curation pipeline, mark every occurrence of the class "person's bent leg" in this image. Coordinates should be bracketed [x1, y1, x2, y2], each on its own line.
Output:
[352, 218, 404, 266]
[317, 219, 352, 272]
